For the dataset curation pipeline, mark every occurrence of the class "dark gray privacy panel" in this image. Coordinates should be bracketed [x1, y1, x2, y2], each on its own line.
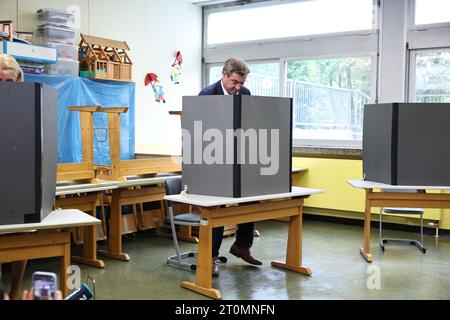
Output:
[240, 95, 292, 196]
[363, 103, 394, 184]
[363, 103, 450, 185]
[397, 103, 450, 185]
[0, 82, 57, 225]
[182, 95, 235, 197]
[40, 85, 58, 221]
[182, 95, 292, 197]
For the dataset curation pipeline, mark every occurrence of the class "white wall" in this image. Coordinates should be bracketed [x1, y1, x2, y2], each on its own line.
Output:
[0, 0, 202, 155]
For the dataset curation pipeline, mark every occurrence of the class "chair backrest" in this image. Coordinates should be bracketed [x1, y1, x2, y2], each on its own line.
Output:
[165, 177, 182, 208]
[165, 177, 182, 195]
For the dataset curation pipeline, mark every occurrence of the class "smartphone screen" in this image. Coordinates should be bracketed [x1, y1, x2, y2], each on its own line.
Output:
[32, 272, 57, 300]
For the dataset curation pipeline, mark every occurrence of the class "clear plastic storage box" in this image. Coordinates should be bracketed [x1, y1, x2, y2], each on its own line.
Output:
[37, 26, 76, 45]
[45, 42, 78, 61]
[37, 8, 75, 29]
[46, 59, 79, 76]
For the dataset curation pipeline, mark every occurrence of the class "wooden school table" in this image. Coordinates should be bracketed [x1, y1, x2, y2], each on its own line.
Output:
[0, 209, 100, 296]
[55, 181, 118, 268]
[348, 179, 450, 263]
[165, 186, 324, 299]
[98, 175, 181, 261]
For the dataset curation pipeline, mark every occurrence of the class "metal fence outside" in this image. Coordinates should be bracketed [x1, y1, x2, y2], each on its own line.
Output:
[246, 73, 371, 133]
[415, 94, 450, 103]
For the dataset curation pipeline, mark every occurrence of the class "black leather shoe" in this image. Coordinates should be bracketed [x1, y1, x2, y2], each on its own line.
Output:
[229, 244, 262, 266]
[212, 259, 220, 277]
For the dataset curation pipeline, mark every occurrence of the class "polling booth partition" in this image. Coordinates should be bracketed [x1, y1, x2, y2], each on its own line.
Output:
[182, 95, 292, 198]
[363, 103, 450, 186]
[352, 102, 450, 262]
[169, 95, 326, 300]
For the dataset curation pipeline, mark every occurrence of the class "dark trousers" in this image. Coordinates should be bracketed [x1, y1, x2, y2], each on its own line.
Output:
[212, 222, 254, 257]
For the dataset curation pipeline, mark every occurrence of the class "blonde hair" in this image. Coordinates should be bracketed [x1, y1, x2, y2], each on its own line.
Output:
[0, 54, 24, 82]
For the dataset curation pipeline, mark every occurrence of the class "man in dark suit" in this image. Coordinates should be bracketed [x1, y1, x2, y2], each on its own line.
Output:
[199, 58, 262, 277]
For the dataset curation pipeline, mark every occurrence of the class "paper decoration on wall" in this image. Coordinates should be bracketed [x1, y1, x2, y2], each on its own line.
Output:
[170, 51, 183, 84]
[145, 72, 166, 103]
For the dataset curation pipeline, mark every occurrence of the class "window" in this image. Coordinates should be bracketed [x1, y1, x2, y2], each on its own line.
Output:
[286, 56, 374, 145]
[409, 50, 450, 103]
[203, 1, 379, 149]
[208, 61, 280, 96]
[206, 0, 375, 45]
[414, 0, 450, 26]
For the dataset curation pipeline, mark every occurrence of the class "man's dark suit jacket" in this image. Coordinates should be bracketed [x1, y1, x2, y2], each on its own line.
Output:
[198, 80, 251, 96]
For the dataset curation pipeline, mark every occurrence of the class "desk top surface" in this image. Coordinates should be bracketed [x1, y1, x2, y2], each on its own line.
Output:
[0, 209, 101, 234]
[117, 175, 180, 188]
[56, 181, 118, 195]
[55, 175, 182, 195]
[348, 179, 450, 190]
[164, 186, 324, 207]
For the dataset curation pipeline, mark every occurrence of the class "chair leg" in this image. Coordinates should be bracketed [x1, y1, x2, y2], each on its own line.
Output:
[379, 208, 384, 251]
[166, 207, 198, 271]
[168, 207, 182, 264]
[418, 213, 426, 254]
[380, 212, 427, 254]
[420, 213, 424, 246]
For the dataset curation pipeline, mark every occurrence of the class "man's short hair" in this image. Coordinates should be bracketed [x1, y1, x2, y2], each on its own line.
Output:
[223, 58, 250, 77]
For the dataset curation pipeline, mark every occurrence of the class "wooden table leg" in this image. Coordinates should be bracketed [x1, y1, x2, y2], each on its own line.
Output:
[72, 199, 105, 268]
[72, 224, 105, 268]
[360, 190, 373, 262]
[178, 225, 199, 243]
[60, 237, 71, 296]
[98, 189, 130, 261]
[272, 205, 312, 275]
[181, 213, 221, 299]
[56, 194, 106, 267]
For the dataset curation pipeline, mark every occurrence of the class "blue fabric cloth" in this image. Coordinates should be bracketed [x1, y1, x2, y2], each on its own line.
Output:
[24, 74, 135, 165]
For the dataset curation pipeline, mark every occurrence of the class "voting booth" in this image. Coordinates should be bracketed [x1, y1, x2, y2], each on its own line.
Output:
[363, 102, 450, 186]
[0, 82, 57, 224]
[182, 95, 292, 197]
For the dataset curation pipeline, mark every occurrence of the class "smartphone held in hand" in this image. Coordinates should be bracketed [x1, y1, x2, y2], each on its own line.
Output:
[32, 271, 57, 300]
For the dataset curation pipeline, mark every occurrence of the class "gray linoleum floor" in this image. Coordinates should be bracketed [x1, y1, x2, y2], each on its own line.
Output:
[4, 218, 450, 300]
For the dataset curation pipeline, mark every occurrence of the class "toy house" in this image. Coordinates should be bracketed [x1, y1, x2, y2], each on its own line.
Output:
[79, 34, 132, 82]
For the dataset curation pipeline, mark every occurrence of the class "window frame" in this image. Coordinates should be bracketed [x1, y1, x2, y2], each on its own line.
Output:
[203, 0, 378, 48]
[407, 47, 450, 102]
[282, 52, 378, 149]
[408, 0, 450, 31]
[202, 0, 380, 149]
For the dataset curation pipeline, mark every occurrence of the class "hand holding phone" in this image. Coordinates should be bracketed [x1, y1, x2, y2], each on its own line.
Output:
[32, 271, 57, 300]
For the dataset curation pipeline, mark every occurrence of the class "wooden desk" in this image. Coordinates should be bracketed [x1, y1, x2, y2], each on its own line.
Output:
[165, 186, 323, 299]
[98, 176, 180, 261]
[0, 209, 100, 296]
[348, 179, 450, 263]
[55, 182, 118, 268]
